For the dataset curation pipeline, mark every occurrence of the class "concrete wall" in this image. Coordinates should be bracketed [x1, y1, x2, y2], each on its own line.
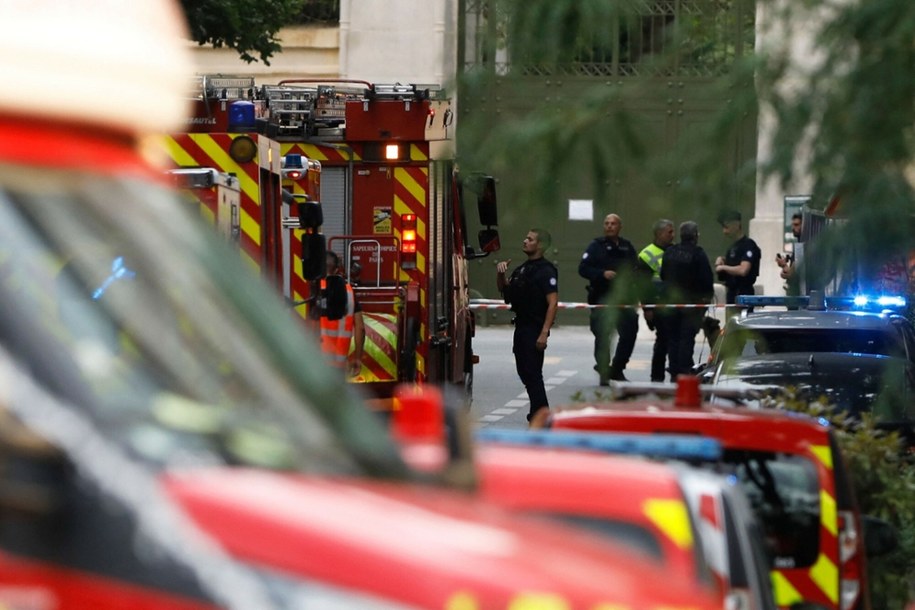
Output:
[339, 0, 457, 86]
[187, 25, 339, 82]
[186, 1, 458, 90]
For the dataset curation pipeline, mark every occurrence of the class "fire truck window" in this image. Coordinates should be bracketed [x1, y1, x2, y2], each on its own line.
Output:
[720, 450, 820, 569]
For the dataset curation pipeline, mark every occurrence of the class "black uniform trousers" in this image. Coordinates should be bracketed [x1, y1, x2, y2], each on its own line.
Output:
[513, 322, 548, 419]
[665, 308, 705, 378]
[589, 306, 638, 379]
[650, 310, 670, 382]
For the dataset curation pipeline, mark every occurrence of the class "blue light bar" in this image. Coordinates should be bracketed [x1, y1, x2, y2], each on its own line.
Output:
[475, 429, 722, 461]
[736, 295, 808, 308]
[736, 294, 906, 311]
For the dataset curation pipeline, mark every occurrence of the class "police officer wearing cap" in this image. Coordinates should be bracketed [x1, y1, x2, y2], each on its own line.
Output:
[714, 210, 761, 307]
[496, 228, 558, 426]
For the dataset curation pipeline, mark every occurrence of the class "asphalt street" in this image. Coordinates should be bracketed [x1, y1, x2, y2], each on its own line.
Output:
[470, 320, 719, 429]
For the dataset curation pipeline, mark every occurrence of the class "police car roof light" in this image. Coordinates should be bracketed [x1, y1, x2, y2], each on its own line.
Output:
[737, 293, 906, 312]
[475, 429, 723, 461]
[736, 295, 809, 308]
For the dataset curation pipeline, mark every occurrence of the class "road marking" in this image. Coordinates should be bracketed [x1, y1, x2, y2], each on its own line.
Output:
[480, 367, 579, 425]
[491, 408, 518, 415]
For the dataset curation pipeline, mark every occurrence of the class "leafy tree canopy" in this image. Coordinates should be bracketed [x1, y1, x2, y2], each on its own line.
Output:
[180, 0, 305, 64]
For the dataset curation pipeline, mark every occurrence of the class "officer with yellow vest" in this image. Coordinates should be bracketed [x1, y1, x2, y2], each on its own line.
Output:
[636, 219, 675, 382]
[320, 251, 365, 376]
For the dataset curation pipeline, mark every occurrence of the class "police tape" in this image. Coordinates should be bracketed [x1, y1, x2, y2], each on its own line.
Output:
[469, 298, 739, 310]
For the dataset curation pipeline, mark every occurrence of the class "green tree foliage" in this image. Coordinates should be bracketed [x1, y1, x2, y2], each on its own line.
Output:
[179, 0, 306, 64]
[783, 399, 915, 609]
[754, 0, 915, 290]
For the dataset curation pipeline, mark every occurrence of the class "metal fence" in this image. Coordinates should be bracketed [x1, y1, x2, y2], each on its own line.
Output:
[462, 0, 754, 78]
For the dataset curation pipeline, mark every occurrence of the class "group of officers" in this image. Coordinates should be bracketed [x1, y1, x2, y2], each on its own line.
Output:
[496, 210, 761, 427]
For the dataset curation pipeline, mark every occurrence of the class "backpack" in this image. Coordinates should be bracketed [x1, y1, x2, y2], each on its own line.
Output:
[322, 274, 349, 321]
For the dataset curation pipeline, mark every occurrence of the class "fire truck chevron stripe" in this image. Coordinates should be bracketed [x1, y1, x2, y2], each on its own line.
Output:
[409, 143, 427, 161]
[165, 134, 263, 271]
[820, 489, 838, 537]
[642, 499, 693, 550]
[394, 167, 427, 216]
[355, 313, 398, 382]
[280, 143, 360, 162]
[810, 444, 833, 469]
[771, 572, 804, 607]
[809, 553, 839, 605]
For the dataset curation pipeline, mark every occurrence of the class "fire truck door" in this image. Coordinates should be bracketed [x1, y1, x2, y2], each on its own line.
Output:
[351, 167, 396, 284]
[320, 167, 348, 257]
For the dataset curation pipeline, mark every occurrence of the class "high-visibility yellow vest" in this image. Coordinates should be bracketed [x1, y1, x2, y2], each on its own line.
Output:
[639, 243, 665, 280]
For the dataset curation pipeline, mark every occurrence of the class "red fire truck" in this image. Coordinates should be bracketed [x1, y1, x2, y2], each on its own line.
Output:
[166, 76, 499, 406]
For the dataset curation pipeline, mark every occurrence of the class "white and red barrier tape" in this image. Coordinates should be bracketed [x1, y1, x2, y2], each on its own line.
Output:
[469, 298, 739, 310]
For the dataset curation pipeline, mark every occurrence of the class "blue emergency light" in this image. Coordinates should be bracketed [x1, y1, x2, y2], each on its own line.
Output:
[475, 429, 723, 461]
[737, 293, 907, 312]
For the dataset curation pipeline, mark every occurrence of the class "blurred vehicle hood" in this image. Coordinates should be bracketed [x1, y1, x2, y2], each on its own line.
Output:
[164, 468, 718, 610]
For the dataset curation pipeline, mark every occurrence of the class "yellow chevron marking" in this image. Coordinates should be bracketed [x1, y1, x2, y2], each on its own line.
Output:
[361, 315, 398, 378]
[198, 206, 216, 225]
[240, 250, 260, 273]
[506, 594, 570, 610]
[164, 135, 196, 166]
[809, 553, 839, 604]
[809, 444, 832, 469]
[445, 592, 479, 610]
[194, 135, 261, 247]
[771, 571, 803, 607]
[642, 499, 693, 550]
[409, 143, 428, 161]
[820, 489, 837, 537]
[394, 167, 427, 211]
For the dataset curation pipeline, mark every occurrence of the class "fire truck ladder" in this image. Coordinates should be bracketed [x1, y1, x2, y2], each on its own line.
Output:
[194, 75, 257, 101]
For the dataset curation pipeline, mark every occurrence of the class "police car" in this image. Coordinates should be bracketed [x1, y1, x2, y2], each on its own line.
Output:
[700, 292, 915, 441]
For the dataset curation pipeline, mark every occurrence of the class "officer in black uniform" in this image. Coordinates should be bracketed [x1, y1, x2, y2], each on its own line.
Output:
[661, 221, 714, 378]
[578, 213, 639, 384]
[496, 228, 558, 426]
[714, 210, 761, 308]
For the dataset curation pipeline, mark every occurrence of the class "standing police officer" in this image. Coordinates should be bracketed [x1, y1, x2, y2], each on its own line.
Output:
[578, 213, 639, 384]
[714, 210, 761, 308]
[496, 228, 558, 426]
[661, 221, 714, 378]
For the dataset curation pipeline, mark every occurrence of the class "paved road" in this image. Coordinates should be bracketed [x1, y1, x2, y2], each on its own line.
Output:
[470, 321, 717, 429]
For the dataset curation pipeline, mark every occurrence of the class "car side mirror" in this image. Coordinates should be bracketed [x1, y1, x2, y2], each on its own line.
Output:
[477, 228, 500, 254]
[862, 514, 898, 557]
[477, 176, 498, 228]
[300, 232, 326, 281]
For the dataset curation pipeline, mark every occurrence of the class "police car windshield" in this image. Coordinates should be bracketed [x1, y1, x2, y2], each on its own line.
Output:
[723, 328, 906, 358]
[0, 166, 405, 478]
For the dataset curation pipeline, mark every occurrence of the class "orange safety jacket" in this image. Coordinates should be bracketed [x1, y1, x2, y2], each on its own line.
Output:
[319, 279, 355, 368]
